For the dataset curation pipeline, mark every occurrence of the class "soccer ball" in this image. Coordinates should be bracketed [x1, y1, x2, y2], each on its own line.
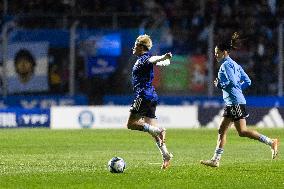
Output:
[108, 157, 126, 173]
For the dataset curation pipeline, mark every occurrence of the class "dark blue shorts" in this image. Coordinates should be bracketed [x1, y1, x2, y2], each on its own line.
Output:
[130, 97, 157, 118]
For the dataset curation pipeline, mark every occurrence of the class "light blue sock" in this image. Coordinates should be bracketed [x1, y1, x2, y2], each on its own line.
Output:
[259, 135, 273, 146]
[143, 123, 150, 132]
[212, 148, 224, 161]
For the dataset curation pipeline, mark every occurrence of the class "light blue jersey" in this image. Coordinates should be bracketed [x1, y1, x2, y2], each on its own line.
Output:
[217, 56, 251, 105]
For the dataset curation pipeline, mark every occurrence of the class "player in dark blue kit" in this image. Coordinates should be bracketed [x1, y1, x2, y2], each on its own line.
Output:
[201, 32, 279, 167]
[127, 34, 173, 169]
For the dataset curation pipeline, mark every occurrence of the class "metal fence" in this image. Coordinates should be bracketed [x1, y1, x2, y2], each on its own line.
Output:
[1, 13, 284, 102]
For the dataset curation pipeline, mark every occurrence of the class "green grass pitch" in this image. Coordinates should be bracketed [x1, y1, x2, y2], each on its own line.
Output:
[0, 128, 283, 189]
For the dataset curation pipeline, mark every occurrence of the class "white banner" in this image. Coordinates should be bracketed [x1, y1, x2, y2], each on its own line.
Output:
[51, 106, 200, 129]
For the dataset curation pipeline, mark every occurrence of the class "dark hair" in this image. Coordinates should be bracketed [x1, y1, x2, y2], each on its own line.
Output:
[217, 32, 243, 52]
[14, 49, 36, 73]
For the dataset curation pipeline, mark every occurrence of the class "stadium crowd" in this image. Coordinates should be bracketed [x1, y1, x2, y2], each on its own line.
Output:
[1, 0, 284, 103]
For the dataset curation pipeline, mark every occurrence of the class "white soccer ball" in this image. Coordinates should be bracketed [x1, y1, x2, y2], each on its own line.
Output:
[108, 157, 126, 173]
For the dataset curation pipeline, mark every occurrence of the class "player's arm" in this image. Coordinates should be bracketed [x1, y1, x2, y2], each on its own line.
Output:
[239, 66, 251, 90]
[148, 52, 172, 66]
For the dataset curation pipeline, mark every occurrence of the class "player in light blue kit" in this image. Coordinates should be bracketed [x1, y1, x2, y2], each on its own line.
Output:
[201, 32, 279, 167]
[126, 34, 173, 169]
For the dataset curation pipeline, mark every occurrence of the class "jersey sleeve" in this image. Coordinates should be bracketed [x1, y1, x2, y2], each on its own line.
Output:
[148, 55, 170, 65]
[239, 66, 251, 90]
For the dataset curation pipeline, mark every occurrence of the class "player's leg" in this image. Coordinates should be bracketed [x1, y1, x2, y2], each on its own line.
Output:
[127, 114, 164, 136]
[126, 112, 164, 135]
[201, 117, 232, 167]
[127, 97, 163, 135]
[214, 117, 232, 159]
[126, 111, 144, 130]
[144, 117, 173, 169]
[234, 119, 279, 159]
[143, 98, 172, 169]
[234, 118, 260, 139]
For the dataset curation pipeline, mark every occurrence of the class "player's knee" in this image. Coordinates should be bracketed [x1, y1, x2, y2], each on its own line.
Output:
[126, 122, 133, 130]
[127, 121, 137, 130]
[238, 130, 247, 137]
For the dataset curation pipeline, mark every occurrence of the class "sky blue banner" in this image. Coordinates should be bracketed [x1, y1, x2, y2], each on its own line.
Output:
[78, 31, 121, 56]
[10, 29, 122, 56]
[0, 95, 88, 109]
[10, 29, 70, 48]
[6, 42, 49, 94]
[0, 108, 50, 128]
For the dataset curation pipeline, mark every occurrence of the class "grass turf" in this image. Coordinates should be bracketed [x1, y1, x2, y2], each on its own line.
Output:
[0, 128, 283, 189]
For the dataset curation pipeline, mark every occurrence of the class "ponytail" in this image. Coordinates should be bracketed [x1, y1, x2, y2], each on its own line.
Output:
[230, 32, 242, 50]
[217, 31, 243, 52]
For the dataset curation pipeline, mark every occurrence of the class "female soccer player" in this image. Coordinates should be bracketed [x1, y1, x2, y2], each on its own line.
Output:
[200, 32, 279, 167]
[127, 34, 173, 169]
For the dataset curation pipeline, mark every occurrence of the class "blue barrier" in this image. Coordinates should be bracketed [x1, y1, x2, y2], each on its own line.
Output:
[0, 108, 50, 128]
[104, 95, 284, 107]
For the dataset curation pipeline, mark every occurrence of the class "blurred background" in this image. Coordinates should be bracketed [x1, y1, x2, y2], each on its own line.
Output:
[1, 0, 284, 128]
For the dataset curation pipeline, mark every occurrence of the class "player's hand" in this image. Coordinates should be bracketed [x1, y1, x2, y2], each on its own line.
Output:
[164, 52, 172, 59]
[214, 78, 219, 88]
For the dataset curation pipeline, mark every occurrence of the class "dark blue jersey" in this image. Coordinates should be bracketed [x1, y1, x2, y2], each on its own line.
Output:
[132, 52, 158, 102]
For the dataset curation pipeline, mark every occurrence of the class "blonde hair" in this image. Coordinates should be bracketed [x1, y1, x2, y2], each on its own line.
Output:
[135, 34, 153, 50]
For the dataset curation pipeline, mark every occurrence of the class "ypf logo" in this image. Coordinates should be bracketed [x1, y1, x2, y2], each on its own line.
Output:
[78, 110, 94, 128]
